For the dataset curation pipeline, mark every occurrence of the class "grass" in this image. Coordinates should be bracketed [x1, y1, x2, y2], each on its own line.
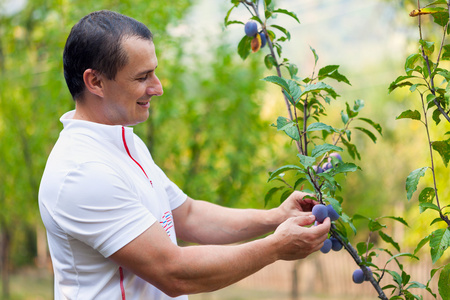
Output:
[1, 267, 374, 300]
[1, 267, 53, 300]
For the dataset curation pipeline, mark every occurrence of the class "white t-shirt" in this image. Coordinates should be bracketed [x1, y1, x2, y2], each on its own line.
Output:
[39, 111, 188, 300]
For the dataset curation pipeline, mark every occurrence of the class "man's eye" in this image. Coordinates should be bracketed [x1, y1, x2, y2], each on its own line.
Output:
[137, 76, 147, 81]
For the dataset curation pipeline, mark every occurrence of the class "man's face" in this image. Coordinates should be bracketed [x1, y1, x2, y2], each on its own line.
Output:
[100, 37, 163, 126]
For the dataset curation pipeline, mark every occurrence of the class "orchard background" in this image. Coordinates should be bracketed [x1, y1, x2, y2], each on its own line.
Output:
[0, 0, 449, 299]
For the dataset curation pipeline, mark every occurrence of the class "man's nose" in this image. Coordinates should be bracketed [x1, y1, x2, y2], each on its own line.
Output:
[147, 75, 163, 96]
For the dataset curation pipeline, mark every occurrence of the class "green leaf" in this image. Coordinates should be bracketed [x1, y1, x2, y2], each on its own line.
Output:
[424, 0, 448, 7]
[379, 231, 401, 252]
[311, 144, 343, 158]
[358, 118, 382, 135]
[386, 253, 419, 265]
[288, 63, 299, 79]
[413, 235, 431, 255]
[418, 187, 436, 213]
[442, 44, 450, 61]
[262, 75, 290, 92]
[431, 140, 450, 167]
[342, 138, 361, 160]
[380, 216, 409, 227]
[224, 4, 238, 26]
[264, 54, 277, 70]
[318, 65, 351, 85]
[431, 217, 446, 225]
[270, 24, 291, 40]
[420, 39, 435, 56]
[286, 79, 302, 103]
[432, 11, 449, 27]
[306, 122, 336, 133]
[301, 82, 338, 99]
[430, 228, 450, 263]
[419, 202, 441, 213]
[406, 167, 429, 200]
[293, 177, 307, 190]
[341, 111, 349, 125]
[353, 99, 365, 112]
[275, 116, 300, 141]
[438, 264, 450, 299]
[386, 269, 403, 285]
[332, 162, 359, 174]
[268, 165, 303, 182]
[310, 46, 318, 66]
[405, 53, 422, 75]
[265, 186, 285, 206]
[389, 75, 416, 93]
[369, 219, 386, 231]
[396, 109, 422, 121]
[341, 212, 357, 235]
[297, 154, 316, 168]
[433, 108, 442, 125]
[354, 127, 377, 143]
[225, 20, 245, 26]
[272, 8, 300, 23]
[237, 35, 252, 60]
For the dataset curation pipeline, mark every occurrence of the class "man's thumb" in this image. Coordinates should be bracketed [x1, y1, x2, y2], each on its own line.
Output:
[294, 214, 315, 226]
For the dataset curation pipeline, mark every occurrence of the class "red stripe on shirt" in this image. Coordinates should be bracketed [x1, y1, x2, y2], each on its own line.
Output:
[122, 127, 149, 179]
[119, 266, 126, 300]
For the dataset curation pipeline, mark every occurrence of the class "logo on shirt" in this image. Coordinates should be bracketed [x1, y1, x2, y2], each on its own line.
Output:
[160, 211, 174, 236]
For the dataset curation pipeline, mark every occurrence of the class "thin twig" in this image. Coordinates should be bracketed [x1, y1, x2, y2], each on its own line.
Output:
[420, 93, 450, 225]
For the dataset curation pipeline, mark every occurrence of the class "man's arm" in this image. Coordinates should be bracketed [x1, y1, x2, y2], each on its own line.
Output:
[172, 191, 317, 245]
[109, 214, 330, 297]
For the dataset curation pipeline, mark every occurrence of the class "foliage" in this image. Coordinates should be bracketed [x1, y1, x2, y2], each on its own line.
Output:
[225, 0, 449, 299]
[389, 0, 450, 295]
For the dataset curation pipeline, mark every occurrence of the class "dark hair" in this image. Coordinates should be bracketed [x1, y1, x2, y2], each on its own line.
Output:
[63, 10, 153, 100]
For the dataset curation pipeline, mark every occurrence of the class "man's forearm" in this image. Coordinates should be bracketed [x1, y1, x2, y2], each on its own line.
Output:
[173, 198, 285, 245]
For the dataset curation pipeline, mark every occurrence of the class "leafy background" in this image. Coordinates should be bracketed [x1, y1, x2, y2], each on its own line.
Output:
[0, 0, 449, 298]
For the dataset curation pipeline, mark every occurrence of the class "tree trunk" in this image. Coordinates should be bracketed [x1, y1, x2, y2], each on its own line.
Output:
[36, 224, 48, 269]
[291, 260, 301, 300]
[1, 225, 11, 299]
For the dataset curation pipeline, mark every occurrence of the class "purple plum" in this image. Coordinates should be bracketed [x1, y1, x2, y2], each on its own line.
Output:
[326, 204, 340, 221]
[320, 238, 332, 253]
[352, 269, 364, 284]
[244, 21, 258, 37]
[330, 237, 343, 251]
[312, 204, 328, 223]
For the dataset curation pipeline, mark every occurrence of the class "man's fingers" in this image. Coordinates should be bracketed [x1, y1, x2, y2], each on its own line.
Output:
[291, 214, 315, 227]
[312, 217, 331, 236]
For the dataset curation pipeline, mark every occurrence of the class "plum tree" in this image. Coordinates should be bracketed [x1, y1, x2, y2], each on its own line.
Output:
[312, 204, 328, 222]
[364, 267, 372, 281]
[320, 238, 332, 253]
[244, 21, 258, 37]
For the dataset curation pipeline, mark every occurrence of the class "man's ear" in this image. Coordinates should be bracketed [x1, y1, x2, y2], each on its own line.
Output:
[83, 69, 104, 98]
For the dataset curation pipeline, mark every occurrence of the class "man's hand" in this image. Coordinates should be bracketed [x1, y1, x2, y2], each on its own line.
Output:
[270, 215, 331, 261]
[273, 191, 318, 224]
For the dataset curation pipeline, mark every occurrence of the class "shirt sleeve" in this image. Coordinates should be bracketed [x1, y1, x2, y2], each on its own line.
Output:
[53, 161, 156, 258]
[154, 163, 187, 210]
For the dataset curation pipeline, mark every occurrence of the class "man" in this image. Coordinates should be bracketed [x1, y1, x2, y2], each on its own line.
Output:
[38, 10, 331, 300]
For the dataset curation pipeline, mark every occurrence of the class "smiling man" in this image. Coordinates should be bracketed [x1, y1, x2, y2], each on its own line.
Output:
[38, 10, 330, 300]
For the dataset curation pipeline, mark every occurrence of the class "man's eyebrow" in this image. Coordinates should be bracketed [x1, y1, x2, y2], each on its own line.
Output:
[135, 66, 158, 76]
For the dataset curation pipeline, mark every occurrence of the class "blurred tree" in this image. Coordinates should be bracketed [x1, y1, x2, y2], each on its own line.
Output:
[0, 0, 279, 297]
